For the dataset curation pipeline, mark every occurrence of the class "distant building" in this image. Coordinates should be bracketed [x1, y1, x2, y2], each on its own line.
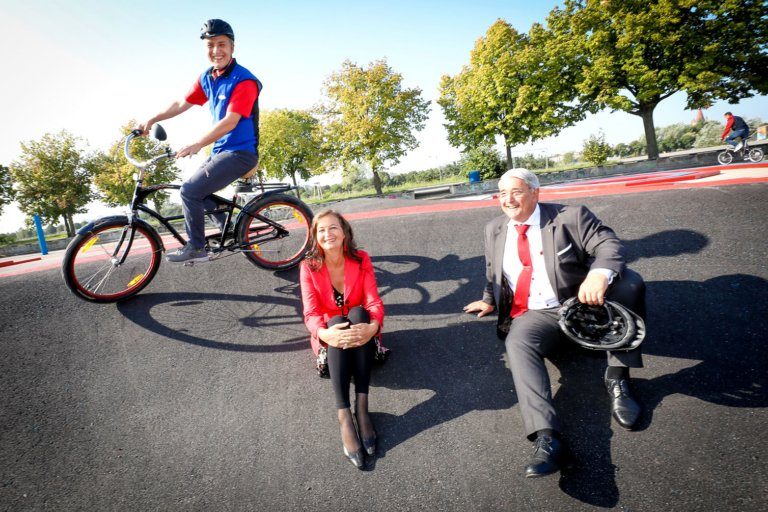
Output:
[691, 108, 705, 125]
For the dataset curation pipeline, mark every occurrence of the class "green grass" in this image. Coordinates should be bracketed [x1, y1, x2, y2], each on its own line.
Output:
[1, 232, 70, 248]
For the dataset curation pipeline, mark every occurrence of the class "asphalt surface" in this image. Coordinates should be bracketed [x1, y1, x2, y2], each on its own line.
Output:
[1, 183, 767, 511]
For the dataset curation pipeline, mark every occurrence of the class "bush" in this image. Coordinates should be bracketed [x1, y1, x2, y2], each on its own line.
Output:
[461, 146, 505, 180]
[582, 133, 611, 167]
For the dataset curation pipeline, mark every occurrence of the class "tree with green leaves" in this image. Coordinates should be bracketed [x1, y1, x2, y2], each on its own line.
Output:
[582, 132, 612, 166]
[10, 131, 94, 237]
[259, 109, 323, 197]
[548, 0, 768, 160]
[0, 164, 15, 216]
[439, 19, 587, 168]
[318, 59, 430, 195]
[439, 20, 527, 167]
[90, 121, 180, 211]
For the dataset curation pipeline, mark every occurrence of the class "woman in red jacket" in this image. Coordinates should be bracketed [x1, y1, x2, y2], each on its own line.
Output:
[300, 209, 385, 469]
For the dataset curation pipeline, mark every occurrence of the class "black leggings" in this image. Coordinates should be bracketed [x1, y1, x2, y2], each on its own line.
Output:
[326, 306, 376, 409]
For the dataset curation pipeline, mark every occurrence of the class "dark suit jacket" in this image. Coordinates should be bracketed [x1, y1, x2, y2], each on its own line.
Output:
[482, 202, 625, 338]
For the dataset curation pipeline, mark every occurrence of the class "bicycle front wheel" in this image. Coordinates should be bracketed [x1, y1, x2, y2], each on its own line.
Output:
[62, 220, 162, 302]
[717, 151, 733, 165]
[237, 194, 313, 270]
[748, 147, 764, 163]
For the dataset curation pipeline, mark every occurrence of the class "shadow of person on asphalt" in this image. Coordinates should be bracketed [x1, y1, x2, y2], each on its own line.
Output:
[365, 320, 518, 467]
[635, 273, 768, 418]
[548, 272, 768, 506]
[623, 229, 709, 264]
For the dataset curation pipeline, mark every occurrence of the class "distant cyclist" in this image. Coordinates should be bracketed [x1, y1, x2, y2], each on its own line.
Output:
[720, 112, 749, 151]
[138, 19, 262, 263]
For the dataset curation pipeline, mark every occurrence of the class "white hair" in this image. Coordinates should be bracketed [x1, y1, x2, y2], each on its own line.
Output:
[498, 168, 540, 191]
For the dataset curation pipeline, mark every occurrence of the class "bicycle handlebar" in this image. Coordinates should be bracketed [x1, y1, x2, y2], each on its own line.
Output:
[124, 128, 176, 170]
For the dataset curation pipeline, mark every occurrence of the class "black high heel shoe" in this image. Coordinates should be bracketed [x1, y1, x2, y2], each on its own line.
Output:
[361, 435, 377, 457]
[343, 444, 366, 469]
[354, 412, 377, 457]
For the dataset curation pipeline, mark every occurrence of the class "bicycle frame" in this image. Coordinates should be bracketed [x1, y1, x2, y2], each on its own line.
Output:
[126, 182, 298, 252]
[77, 130, 301, 262]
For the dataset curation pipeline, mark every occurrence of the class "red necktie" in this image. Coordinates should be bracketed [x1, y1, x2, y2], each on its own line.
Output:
[511, 224, 532, 318]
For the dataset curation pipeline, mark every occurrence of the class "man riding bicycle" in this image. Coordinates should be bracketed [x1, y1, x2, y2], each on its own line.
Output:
[721, 112, 750, 151]
[138, 19, 262, 263]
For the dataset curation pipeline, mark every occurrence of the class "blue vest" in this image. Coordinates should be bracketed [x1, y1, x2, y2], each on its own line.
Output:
[731, 115, 748, 132]
[200, 61, 262, 154]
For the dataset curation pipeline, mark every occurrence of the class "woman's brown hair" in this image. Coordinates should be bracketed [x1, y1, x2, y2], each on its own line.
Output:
[304, 209, 362, 271]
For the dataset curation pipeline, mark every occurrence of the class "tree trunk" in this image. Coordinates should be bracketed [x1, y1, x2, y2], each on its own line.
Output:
[63, 214, 75, 237]
[638, 106, 659, 160]
[372, 170, 383, 196]
[291, 172, 301, 199]
[505, 139, 513, 169]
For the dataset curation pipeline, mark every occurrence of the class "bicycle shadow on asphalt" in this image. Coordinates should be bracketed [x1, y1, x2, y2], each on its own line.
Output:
[115, 268, 308, 353]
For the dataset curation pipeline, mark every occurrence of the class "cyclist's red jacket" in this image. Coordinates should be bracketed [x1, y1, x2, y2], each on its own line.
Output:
[721, 115, 748, 139]
[300, 250, 385, 356]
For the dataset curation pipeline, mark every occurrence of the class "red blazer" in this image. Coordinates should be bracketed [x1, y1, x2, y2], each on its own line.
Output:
[300, 250, 385, 355]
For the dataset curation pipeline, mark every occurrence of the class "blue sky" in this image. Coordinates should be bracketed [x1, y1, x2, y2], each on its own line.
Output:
[1, 0, 766, 231]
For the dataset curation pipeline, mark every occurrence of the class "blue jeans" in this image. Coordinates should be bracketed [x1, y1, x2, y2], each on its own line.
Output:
[725, 128, 749, 147]
[179, 150, 258, 249]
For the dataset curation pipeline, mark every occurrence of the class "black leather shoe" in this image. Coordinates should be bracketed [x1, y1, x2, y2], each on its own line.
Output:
[524, 435, 563, 478]
[343, 444, 366, 470]
[605, 378, 641, 430]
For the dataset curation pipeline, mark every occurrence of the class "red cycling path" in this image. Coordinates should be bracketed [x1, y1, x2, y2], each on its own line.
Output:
[2, 162, 767, 279]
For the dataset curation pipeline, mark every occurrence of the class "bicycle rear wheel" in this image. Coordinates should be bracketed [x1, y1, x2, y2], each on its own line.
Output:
[717, 150, 733, 165]
[62, 220, 162, 302]
[237, 194, 313, 270]
[748, 147, 764, 163]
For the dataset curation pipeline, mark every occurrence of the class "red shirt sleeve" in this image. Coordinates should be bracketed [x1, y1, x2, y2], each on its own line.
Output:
[184, 79, 208, 106]
[721, 117, 734, 139]
[227, 80, 259, 117]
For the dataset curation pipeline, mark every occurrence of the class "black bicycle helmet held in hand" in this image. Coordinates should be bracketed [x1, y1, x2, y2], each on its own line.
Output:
[200, 19, 235, 41]
[558, 297, 646, 351]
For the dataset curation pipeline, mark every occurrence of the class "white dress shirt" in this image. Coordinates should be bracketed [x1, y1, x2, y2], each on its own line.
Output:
[502, 205, 615, 311]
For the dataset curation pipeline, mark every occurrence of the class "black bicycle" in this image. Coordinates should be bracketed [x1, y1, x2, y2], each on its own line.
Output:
[62, 125, 314, 303]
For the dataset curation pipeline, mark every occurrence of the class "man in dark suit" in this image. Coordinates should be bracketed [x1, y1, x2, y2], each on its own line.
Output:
[464, 168, 645, 478]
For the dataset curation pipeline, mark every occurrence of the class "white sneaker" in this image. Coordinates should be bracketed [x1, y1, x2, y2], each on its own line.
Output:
[166, 244, 210, 263]
[734, 142, 744, 151]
